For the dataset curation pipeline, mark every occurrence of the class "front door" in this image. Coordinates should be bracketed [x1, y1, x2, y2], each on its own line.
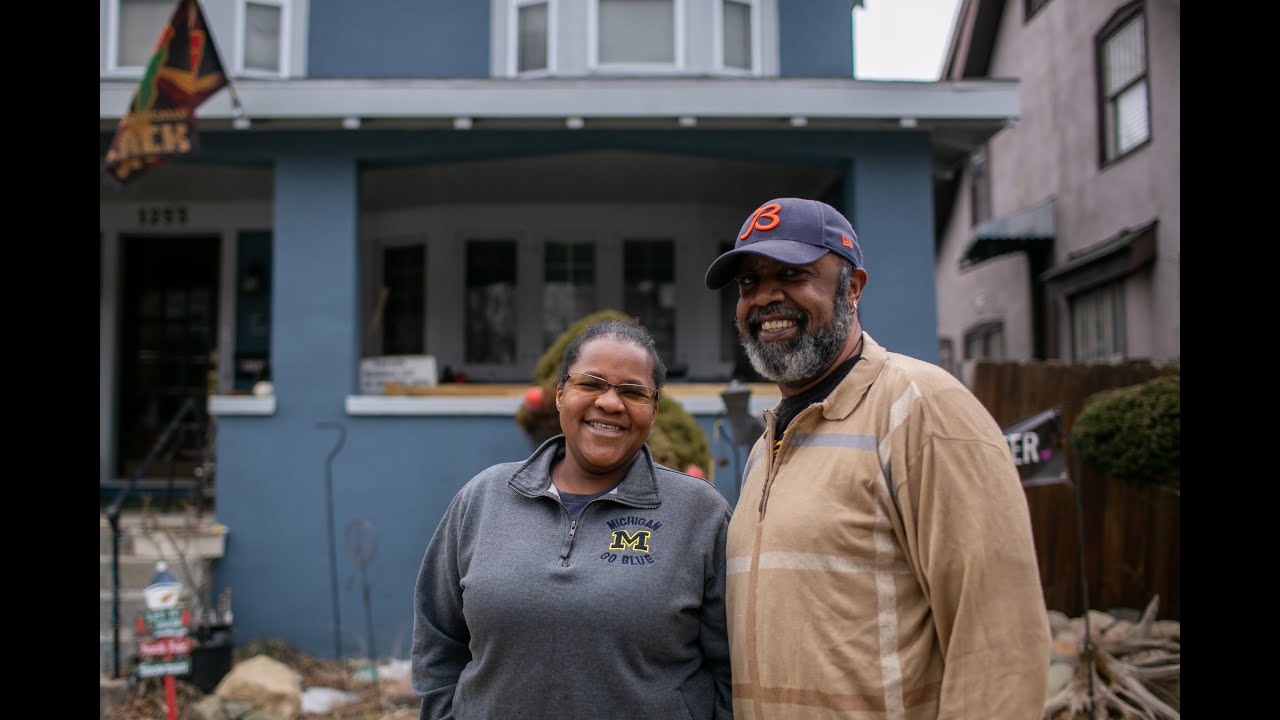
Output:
[116, 235, 219, 479]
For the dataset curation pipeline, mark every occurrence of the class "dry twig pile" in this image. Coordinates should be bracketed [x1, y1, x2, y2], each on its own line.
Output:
[1044, 595, 1180, 720]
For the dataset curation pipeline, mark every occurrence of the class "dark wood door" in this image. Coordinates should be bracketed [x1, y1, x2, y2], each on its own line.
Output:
[116, 235, 219, 479]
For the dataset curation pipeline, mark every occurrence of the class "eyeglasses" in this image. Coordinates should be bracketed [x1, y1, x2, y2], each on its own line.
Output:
[564, 372, 660, 406]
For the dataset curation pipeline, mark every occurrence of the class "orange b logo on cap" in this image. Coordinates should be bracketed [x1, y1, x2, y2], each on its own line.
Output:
[740, 203, 781, 241]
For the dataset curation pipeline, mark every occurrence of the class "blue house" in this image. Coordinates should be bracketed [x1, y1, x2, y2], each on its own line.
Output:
[100, 0, 1018, 664]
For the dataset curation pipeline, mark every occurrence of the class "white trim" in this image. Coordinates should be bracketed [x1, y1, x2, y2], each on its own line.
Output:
[102, 76, 1021, 122]
[344, 392, 779, 416]
[208, 395, 277, 415]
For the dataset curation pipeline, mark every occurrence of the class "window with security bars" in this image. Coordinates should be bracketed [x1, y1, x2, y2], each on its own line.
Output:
[466, 240, 518, 364]
[1098, 6, 1150, 162]
[623, 239, 676, 363]
[517, 0, 549, 73]
[543, 242, 596, 347]
[1071, 281, 1126, 364]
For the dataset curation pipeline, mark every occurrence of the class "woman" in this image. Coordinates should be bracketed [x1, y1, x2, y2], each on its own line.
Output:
[412, 319, 734, 720]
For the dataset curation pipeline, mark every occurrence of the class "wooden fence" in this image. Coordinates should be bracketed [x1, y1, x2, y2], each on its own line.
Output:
[969, 360, 1180, 621]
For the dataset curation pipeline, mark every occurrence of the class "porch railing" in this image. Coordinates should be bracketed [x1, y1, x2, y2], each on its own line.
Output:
[102, 396, 205, 679]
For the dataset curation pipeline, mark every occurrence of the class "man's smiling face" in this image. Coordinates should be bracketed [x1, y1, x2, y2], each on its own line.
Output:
[734, 252, 858, 387]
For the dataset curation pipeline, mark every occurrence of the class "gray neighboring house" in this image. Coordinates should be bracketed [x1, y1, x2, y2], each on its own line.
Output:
[100, 0, 1022, 662]
[933, 0, 1179, 377]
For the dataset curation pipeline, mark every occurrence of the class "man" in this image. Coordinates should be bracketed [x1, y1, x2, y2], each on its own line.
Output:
[705, 197, 1050, 719]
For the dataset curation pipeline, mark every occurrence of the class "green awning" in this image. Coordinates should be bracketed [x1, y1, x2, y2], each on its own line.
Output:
[960, 198, 1055, 268]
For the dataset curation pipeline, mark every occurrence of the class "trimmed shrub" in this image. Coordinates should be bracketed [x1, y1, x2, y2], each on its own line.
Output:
[1071, 375, 1180, 489]
[515, 309, 713, 478]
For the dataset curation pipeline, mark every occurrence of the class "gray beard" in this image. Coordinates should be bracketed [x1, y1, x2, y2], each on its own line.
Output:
[738, 294, 853, 386]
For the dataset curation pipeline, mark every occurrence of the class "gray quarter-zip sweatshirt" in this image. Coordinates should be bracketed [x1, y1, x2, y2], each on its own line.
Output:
[412, 436, 734, 720]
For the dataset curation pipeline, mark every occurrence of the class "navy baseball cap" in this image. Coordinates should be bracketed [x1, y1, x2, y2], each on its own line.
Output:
[704, 197, 863, 290]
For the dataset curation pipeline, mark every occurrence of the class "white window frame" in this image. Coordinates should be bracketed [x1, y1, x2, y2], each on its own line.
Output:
[235, 0, 290, 78]
[105, 0, 178, 76]
[714, 0, 760, 75]
[588, 0, 686, 74]
[508, 0, 557, 77]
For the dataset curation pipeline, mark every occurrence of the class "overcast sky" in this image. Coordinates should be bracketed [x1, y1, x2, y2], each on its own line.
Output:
[854, 0, 962, 80]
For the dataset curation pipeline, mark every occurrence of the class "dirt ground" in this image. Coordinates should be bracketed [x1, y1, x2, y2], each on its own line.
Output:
[102, 646, 420, 720]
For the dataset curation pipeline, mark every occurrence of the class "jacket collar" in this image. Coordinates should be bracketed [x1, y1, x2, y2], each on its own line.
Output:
[508, 435, 662, 508]
[819, 331, 887, 421]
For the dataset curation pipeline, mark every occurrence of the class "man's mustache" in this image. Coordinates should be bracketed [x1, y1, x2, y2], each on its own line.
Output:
[747, 303, 805, 330]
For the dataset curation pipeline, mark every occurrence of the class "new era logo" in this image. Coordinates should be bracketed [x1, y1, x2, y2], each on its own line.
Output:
[841, 234, 854, 248]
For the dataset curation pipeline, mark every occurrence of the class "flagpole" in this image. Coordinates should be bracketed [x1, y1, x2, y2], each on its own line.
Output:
[225, 82, 245, 118]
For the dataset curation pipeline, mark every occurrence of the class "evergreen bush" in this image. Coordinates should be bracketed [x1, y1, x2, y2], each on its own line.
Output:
[515, 309, 713, 479]
[1071, 375, 1180, 489]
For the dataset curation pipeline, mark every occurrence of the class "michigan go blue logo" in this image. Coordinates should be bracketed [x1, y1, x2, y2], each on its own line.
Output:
[600, 516, 660, 565]
[609, 529, 650, 552]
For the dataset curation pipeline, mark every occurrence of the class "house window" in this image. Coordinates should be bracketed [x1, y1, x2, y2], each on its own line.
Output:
[623, 239, 676, 364]
[1071, 281, 1125, 364]
[239, 0, 286, 76]
[516, 0, 550, 73]
[969, 147, 992, 226]
[466, 240, 518, 364]
[721, 0, 753, 71]
[1024, 0, 1051, 21]
[114, 0, 175, 69]
[379, 244, 427, 356]
[543, 242, 596, 347]
[963, 321, 1005, 361]
[596, 0, 677, 66]
[1098, 5, 1149, 162]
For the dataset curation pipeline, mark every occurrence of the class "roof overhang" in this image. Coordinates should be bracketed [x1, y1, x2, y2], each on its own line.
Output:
[960, 198, 1055, 268]
[99, 76, 1019, 133]
[1040, 220, 1158, 295]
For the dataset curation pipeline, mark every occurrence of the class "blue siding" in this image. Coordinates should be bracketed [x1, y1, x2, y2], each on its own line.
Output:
[217, 412, 739, 661]
[307, 0, 489, 78]
[848, 132, 940, 364]
[778, 0, 854, 77]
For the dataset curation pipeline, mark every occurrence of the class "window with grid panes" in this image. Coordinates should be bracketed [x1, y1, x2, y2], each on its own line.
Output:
[1099, 7, 1150, 161]
[465, 240, 518, 364]
[380, 245, 426, 355]
[543, 242, 596, 346]
[623, 239, 676, 364]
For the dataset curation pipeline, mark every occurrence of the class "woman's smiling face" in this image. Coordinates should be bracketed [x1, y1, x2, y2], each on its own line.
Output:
[556, 337, 659, 481]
